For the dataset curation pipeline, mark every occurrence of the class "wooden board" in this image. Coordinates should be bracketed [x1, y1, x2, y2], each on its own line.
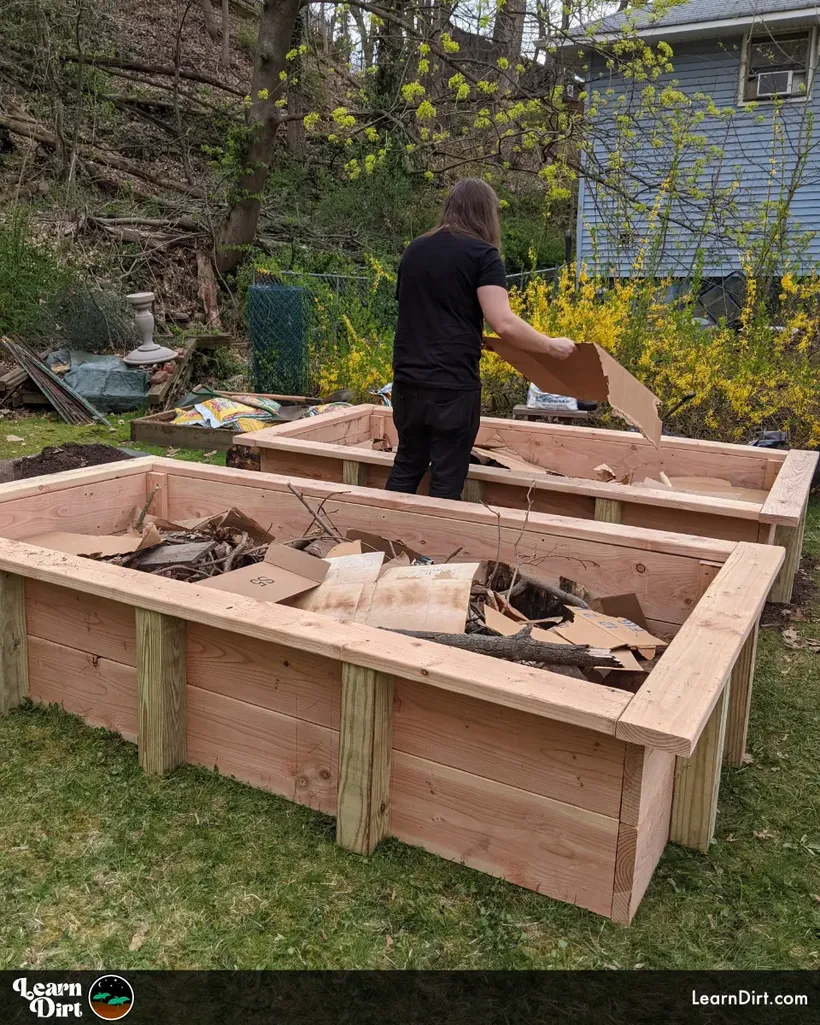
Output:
[390, 751, 619, 917]
[26, 580, 136, 666]
[186, 685, 338, 814]
[28, 636, 138, 741]
[760, 449, 819, 526]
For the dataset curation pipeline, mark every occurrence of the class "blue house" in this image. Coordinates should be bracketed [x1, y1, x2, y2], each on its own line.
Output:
[574, 0, 820, 278]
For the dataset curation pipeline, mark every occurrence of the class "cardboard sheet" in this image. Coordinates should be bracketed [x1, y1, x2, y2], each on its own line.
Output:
[379, 562, 480, 583]
[26, 526, 161, 558]
[346, 529, 424, 562]
[486, 336, 662, 446]
[553, 607, 666, 660]
[325, 539, 364, 558]
[200, 543, 329, 602]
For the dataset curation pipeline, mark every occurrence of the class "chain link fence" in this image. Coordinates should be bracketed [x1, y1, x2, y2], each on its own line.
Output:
[247, 265, 561, 395]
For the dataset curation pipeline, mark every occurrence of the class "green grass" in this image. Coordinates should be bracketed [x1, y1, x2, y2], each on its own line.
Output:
[0, 422, 818, 969]
[0, 411, 225, 464]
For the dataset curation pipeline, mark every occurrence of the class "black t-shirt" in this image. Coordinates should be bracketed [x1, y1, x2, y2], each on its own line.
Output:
[393, 229, 507, 390]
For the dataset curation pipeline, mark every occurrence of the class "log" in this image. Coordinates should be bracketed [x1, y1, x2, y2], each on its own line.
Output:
[390, 625, 621, 668]
[196, 250, 223, 330]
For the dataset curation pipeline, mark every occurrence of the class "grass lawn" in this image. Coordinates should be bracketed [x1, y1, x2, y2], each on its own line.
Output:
[0, 414, 819, 970]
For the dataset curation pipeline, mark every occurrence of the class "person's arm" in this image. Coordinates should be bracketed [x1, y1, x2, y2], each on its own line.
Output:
[478, 284, 575, 359]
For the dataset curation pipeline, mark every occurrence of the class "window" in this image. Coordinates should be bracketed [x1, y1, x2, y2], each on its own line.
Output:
[742, 30, 814, 101]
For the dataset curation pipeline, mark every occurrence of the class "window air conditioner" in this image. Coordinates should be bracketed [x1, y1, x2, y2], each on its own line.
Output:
[756, 70, 793, 96]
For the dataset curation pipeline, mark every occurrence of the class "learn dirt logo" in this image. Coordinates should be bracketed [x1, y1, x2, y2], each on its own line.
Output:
[88, 976, 134, 1020]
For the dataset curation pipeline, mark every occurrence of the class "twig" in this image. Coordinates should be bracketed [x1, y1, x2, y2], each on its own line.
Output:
[389, 625, 620, 669]
[483, 501, 503, 590]
[135, 486, 159, 530]
[287, 483, 345, 539]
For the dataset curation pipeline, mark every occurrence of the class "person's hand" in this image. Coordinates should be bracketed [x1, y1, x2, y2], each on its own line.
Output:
[543, 335, 575, 359]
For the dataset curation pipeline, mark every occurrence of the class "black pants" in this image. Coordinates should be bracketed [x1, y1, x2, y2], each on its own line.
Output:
[385, 384, 481, 501]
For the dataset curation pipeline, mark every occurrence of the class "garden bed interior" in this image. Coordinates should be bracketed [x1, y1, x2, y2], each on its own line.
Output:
[0, 458, 783, 923]
[236, 404, 816, 602]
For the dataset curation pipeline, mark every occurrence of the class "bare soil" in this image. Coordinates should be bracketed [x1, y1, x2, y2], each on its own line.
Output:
[15, 443, 132, 479]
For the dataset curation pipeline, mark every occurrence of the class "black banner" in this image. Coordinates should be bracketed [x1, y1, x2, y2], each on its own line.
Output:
[0, 972, 817, 1025]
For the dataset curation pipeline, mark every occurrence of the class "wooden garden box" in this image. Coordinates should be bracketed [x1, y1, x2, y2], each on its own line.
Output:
[0, 458, 783, 922]
[235, 404, 816, 603]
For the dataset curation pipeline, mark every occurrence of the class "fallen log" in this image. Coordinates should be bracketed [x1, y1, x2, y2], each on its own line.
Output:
[391, 624, 622, 669]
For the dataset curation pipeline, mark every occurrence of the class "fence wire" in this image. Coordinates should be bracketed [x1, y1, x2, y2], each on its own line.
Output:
[247, 265, 560, 395]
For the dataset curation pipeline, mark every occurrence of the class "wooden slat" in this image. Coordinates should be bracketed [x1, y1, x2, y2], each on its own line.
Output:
[390, 751, 619, 917]
[186, 686, 337, 814]
[0, 457, 152, 502]
[724, 625, 759, 767]
[759, 449, 818, 526]
[28, 636, 137, 740]
[336, 663, 394, 854]
[0, 538, 632, 737]
[392, 678, 626, 816]
[154, 458, 739, 562]
[136, 609, 186, 775]
[26, 580, 137, 666]
[616, 543, 784, 755]
[260, 450, 345, 483]
[0, 572, 28, 714]
[0, 474, 149, 540]
[240, 403, 377, 444]
[669, 684, 729, 852]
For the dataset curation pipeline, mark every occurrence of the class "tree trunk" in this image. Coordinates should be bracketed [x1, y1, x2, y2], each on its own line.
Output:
[215, 0, 301, 274]
[286, 8, 306, 160]
[221, 0, 231, 68]
[493, 0, 526, 91]
[198, 0, 220, 43]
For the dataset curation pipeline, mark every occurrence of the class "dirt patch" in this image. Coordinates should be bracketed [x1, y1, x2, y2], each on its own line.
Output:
[15, 443, 132, 480]
[761, 553, 819, 628]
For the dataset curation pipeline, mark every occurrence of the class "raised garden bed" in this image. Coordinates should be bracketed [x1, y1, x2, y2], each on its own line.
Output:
[0, 458, 782, 922]
[234, 404, 816, 603]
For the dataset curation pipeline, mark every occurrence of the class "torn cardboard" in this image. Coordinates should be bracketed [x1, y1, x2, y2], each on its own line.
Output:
[346, 529, 424, 562]
[553, 607, 666, 660]
[325, 539, 363, 558]
[200, 542, 328, 602]
[26, 526, 161, 558]
[486, 336, 662, 446]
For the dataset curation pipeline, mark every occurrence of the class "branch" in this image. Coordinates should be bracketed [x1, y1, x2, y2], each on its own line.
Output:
[62, 55, 246, 96]
[390, 624, 621, 669]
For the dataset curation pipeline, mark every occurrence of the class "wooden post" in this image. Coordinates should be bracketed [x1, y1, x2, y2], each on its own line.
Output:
[342, 460, 368, 487]
[461, 477, 484, 503]
[336, 662, 394, 855]
[669, 684, 729, 852]
[769, 502, 807, 604]
[136, 609, 187, 775]
[0, 572, 28, 715]
[724, 624, 759, 767]
[594, 498, 622, 523]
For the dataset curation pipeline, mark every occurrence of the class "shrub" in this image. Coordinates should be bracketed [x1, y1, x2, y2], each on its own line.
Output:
[0, 210, 74, 340]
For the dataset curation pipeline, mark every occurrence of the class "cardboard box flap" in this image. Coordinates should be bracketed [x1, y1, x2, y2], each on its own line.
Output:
[555, 607, 666, 656]
[264, 543, 329, 583]
[590, 593, 650, 631]
[25, 527, 161, 558]
[200, 543, 328, 602]
[486, 337, 662, 446]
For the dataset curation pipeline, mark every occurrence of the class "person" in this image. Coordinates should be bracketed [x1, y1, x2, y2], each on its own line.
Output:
[385, 177, 575, 501]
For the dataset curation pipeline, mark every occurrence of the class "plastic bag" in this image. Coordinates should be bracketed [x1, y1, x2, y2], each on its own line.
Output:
[526, 383, 578, 411]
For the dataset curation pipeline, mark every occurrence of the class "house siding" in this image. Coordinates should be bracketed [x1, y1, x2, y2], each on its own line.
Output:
[577, 36, 820, 277]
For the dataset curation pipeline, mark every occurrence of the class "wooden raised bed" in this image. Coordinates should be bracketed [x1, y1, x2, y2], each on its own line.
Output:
[236, 404, 817, 603]
[0, 459, 783, 922]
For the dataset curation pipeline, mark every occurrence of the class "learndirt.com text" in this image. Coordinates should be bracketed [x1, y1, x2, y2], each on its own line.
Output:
[693, 989, 809, 1008]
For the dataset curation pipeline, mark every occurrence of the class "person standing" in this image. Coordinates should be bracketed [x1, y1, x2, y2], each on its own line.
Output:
[385, 177, 575, 500]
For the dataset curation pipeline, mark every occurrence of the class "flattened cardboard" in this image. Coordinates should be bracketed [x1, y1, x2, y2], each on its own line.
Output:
[554, 607, 666, 659]
[289, 551, 385, 612]
[472, 445, 549, 475]
[26, 527, 161, 558]
[379, 562, 480, 583]
[346, 529, 423, 562]
[590, 593, 650, 631]
[325, 539, 363, 558]
[199, 542, 328, 602]
[486, 336, 662, 446]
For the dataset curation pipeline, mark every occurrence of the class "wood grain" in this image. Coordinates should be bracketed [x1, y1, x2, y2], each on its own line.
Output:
[0, 474, 147, 540]
[28, 635, 137, 740]
[186, 685, 338, 814]
[769, 499, 808, 604]
[594, 498, 622, 523]
[136, 609, 186, 775]
[343, 460, 368, 487]
[392, 679, 626, 816]
[186, 623, 341, 727]
[0, 572, 27, 714]
[26, 580, 136, 666]
[336, 663, 394, 854]
[724, 625, 759, 767]
[461, 477, 485, 503]
[146, 471, 170, 519]
[390, 751, 619, 916]
[669, 684, 729, 852]
[759, 449, 818, 526]
[616, 543, 784, 755]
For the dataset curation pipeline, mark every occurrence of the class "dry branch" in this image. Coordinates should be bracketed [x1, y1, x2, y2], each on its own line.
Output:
[392, 625, 621, 669]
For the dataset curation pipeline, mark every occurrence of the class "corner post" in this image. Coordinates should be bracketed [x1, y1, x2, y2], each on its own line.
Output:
[0, 572, 28, 714]
[461, 477, 484, 503]
[343, 460, 368, 487]
[336, 663, 394, 854]
[136, 608, 187, 775]
[769, 500, 807, 604]
[594, 498, 622, 523]
[669, 683, 729, 852]
[724, 624, 759, 767]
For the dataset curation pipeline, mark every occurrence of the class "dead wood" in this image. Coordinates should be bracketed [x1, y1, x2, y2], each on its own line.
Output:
[63, 55, 245, 97]
[196, 250, 223, 329]
[391, 625, 621, 669]
[198, 0, 222, 42]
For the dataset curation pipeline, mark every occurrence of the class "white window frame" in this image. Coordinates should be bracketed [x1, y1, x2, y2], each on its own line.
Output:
[738, 26, 818, 105]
